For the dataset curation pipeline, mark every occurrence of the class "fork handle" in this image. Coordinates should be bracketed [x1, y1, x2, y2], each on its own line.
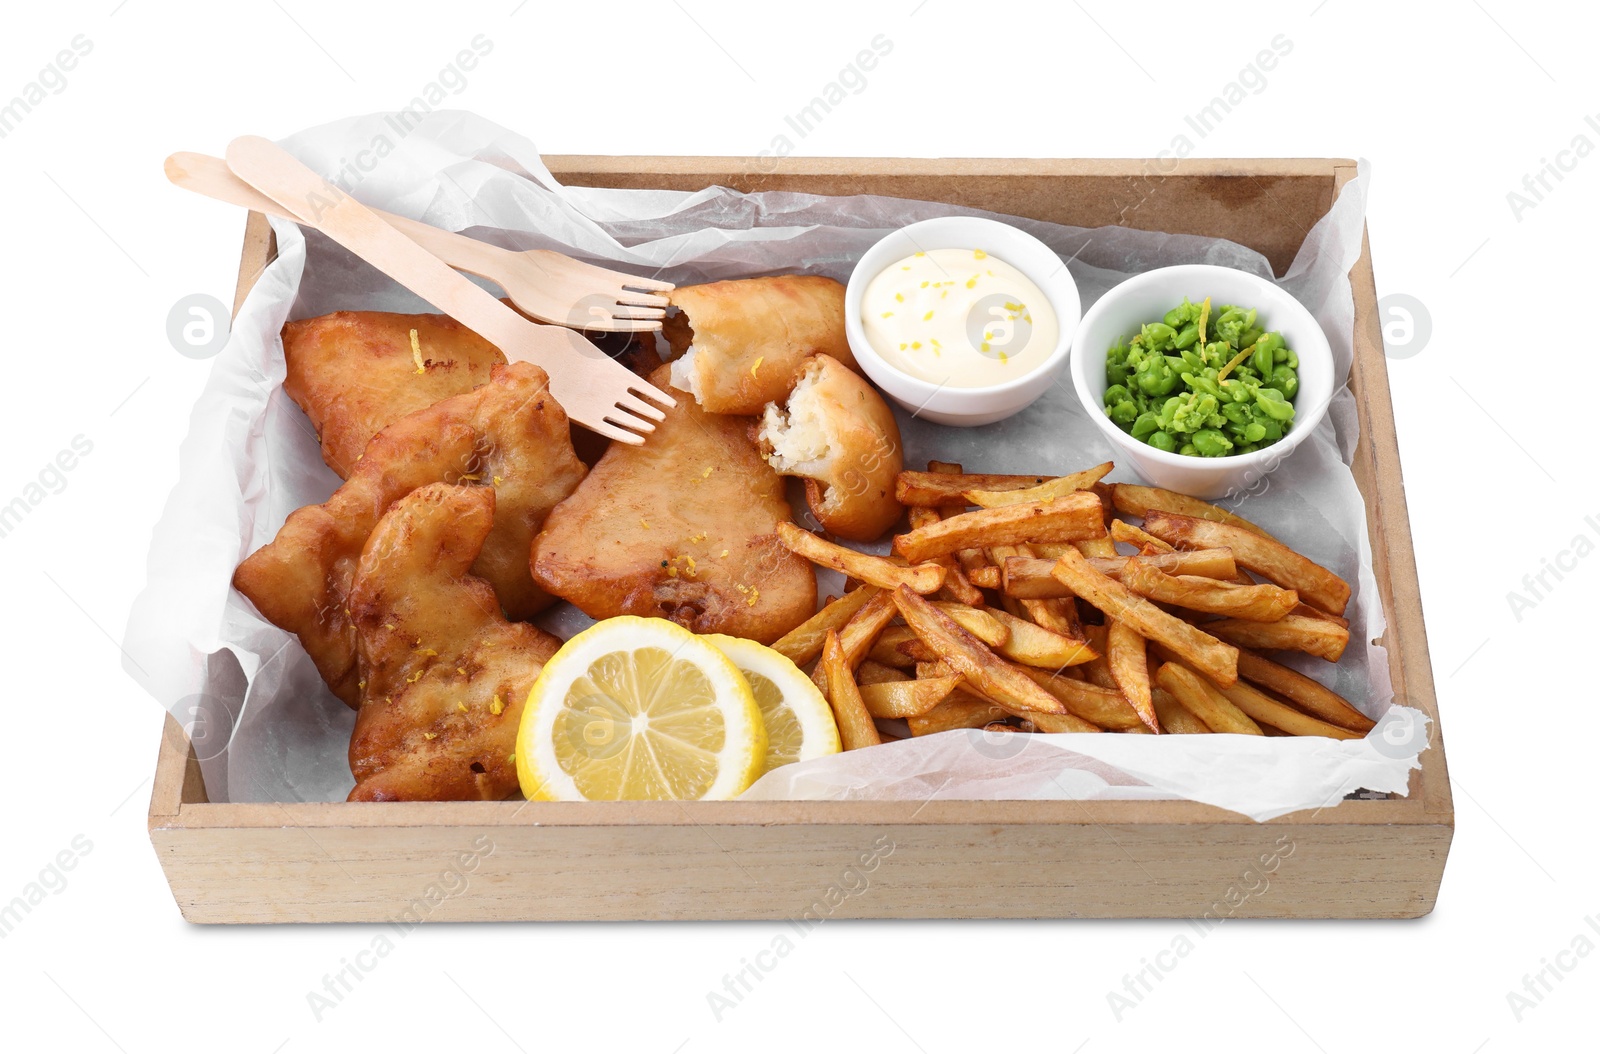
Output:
[222, 136, 597, 417]
[166, 151, 521, 286]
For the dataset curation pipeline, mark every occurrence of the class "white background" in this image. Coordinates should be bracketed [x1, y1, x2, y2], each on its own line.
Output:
[1, 1, 1593, 1051]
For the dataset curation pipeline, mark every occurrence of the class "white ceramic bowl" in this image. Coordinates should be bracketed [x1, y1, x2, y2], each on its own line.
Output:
[1069, 264, 1335, 500]
[844, 217, 1082, 426]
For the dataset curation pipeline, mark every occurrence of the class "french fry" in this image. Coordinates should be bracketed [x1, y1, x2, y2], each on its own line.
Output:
[892, 586, 1068, 714]
[1211, 677, 1363, 739]
[821, 630, 882, 750]
[999, 551, 1239, 598]
[1233, 647, 1375, 732]
[1110, 518, 1176, 553]
[1074, 534, 1120, 560]
[1107, 620, 1158, 733]
[1140, 510, 1351, 615]
[1111, 483, 1278, 541]
[896, 470, 1054, 506]
[1119, 560, 1300, 622]
[962, 462, 1113, 508]
[982, 722, 1019, 734]
[906, 694, 1009, 736]
[777, 522, 946, 594]
[859, 676, 963, 719]
[866, 626, 920, 667]
[1049, 549, 1239, 685]
[1019, 597, 1084, 640]
[813, 590, 898, 696]
[771, 585, 880, 665]
[967, 566, 1002, 590]
[1290, 602, 1351, 629]
[927, 462, 993, 576]
[916, 660, 954, 679]
[893, 491, 1106, 563]
[985, 607, 1097, 668]
[1017, 667, 1141, 730]
[1204, 615, 1350, 662]
[1155, 662, 1263, 735]
[909, 506, 986, 606]
[931, 602, 1010, 647]
[1152, 687, 1212, 734]
[855, 660, 910, 686]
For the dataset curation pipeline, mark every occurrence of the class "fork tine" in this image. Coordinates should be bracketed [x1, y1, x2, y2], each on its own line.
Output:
[589, 419, 646, 445]
[577, 318, 663, 334]
[607, 304, 667, 320]
[628, 379, 678, 410]
[616, 391, 668, 423]
[600, 413, 655, 443]
[614, 290, 673, 309]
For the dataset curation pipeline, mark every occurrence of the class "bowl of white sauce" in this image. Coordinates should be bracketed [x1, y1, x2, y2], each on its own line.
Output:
[844, 216, 1081, 426]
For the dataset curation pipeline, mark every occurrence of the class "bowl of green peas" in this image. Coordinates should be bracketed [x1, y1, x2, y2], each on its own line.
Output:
[1069, 264, 1334, 499]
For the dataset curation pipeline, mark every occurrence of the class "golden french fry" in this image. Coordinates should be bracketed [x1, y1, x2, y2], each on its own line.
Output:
[1155, 662, 1262, 735]
[1152, 687, 1213, 734]
[1111, 483, 1278, 541]
[1140, 510, 1350, 615]
[962, 462, 1113, 508]
[1204, 615, 1350, 662]
[985, 607, 1097, 668]
[893, 491, 1106, 563]
[896, 470, 1054, 506]
[813, 590, 899, 696]
[1018, 596, 1084, 640]
[1049, 549, 1239, 685]
[1290, 602, 1351, 629]
[870, 626, 934, 668]
[906, 693, 1009, 736]
[1119, 560, 1300, 622]
[771, 585, 880, 665]
[777, 522, 946, 594]
[860, 676, 963, 719]
[1000, 551, 1239, 598]
[965, 565, 1001, 590]
[981, 721, 1018, 734]
[909, 507, 986, 606]
[891, 586, 1067, 715]
[931, 602, 1010, 647]
[1233, 647, 1374, 732]
[821, 630, 882, 750]
[1016, 666, 1140, 729]
[1110, 518, 1175, 553]
[1074, 535, 1120, 560]
[916, 660, 954, 679]
[855, 659, 910, 686]
[1107, 620, 1157, 733]
[1211, 677, 1362, 739]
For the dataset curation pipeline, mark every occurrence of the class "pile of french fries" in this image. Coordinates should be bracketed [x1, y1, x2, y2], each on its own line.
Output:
[773, 461, 1377, 748]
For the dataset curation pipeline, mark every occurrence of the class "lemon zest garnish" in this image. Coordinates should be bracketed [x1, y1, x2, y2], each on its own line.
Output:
[506, 753, 516, 765]
[719, 549, 729, 557]
[751, 356, 764, 377]
[457, 667, 467, 676]
[881, 311, 894, 319]
[406, 671, 424, 684]
[966, 276, 977, 289]
[922, 310, 934, 321]
[358, 680, 366, 691]
[423, 732, 437, 741]
[457, 702, 468, 713]
[667, 566, 679, 578]
[640, 519, 651, 529]
[894, 292, 904, 302]
[490, 695, 505, 716]
[409, 329, 426, 374]
[492, 475, 503, 486]
[911, 341, 922, 350]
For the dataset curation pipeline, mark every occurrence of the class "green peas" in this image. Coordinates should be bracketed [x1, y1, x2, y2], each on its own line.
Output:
[1191, 429, 1234, 457]
[1103, 295, 1299, 458]
[1270, 364, 1298, 399]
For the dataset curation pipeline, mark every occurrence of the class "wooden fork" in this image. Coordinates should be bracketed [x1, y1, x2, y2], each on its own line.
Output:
[165, 151, 671, 333]
[223, 135, 672, 444]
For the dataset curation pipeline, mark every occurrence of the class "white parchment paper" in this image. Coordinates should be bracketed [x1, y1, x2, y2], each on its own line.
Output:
[124, 111, 1425, 820]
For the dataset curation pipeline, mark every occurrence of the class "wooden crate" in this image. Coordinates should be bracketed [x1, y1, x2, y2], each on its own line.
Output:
[149, 157, 1452, 922]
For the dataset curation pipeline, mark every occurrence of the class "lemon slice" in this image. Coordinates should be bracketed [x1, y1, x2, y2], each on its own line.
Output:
[517, 617, 766, 801]
[703, 634, 841, 773]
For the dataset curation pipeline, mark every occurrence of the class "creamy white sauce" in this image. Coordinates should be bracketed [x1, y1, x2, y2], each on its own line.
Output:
[860, 248, 1058, 387]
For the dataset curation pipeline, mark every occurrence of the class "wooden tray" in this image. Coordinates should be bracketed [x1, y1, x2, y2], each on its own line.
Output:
[148, 157, 1452, 922]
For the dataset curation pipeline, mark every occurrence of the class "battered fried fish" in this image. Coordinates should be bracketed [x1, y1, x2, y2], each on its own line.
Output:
[532, 364, 816, 642]
[283, 309, 506, 478]
[664, 275, 856, 414]
[234, 362, 585, 706]
[347, 483, 561, 802]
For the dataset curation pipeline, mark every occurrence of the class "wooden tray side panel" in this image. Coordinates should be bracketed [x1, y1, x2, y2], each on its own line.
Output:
[543, 156, 1336, 275]
[154, 816, 1448, 923]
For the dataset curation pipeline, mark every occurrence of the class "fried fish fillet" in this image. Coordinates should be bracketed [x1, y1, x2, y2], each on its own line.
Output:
[347, 483, 561, 802]
[283, 309, 506, 478]
[234, 362, 585, 706]
[532, 364, 816, 642]
[664, 275, 856, 414]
